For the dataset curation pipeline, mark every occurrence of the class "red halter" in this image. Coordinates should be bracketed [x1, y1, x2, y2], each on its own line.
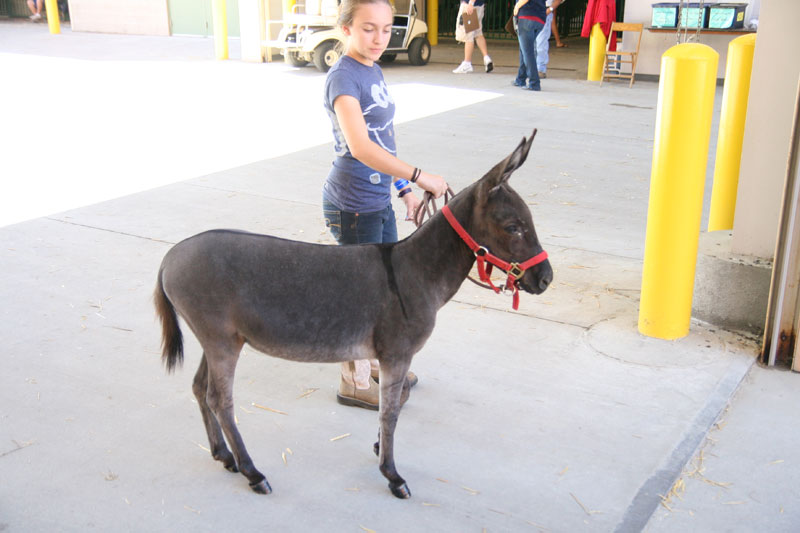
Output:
[441, 204, 548, 310]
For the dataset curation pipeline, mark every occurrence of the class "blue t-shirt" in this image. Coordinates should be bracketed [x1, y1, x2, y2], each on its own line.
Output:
[518, 0, 546, 21]
[323, 55, 396, 213]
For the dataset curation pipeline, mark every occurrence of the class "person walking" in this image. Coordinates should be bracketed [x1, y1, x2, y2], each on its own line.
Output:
[322, 0, 449, 410]
[535, 0, 564, 79]
[551, 3, 567, 48]
[452, 0, 494, 74]
[27, 0, 43, 21]
[513, 0, 547, 91]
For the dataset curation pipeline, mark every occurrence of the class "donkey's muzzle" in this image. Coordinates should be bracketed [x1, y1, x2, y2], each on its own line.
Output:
[519, 259, 553, 295]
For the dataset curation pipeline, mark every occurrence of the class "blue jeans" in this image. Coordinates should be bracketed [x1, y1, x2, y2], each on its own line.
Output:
[535, 12, 553, 73]
[322, 198, 398, 245]
[515, 18, 544, 90]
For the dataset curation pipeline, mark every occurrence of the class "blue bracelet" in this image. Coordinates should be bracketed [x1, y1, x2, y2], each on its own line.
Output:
[394, 179, 410, 191]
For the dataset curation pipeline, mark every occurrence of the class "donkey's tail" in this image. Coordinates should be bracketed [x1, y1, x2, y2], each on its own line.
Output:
[154, 267, 183, 373]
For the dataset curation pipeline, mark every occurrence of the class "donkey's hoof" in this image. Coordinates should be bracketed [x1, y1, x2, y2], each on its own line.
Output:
[389, 482, 411, 499]
[373, 441, 380, 456]
[250, 479, 272, 495]
[224, 463, 239, 473]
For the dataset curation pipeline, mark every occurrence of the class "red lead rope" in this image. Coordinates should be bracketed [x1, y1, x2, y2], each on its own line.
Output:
[441, 204, 548, 310]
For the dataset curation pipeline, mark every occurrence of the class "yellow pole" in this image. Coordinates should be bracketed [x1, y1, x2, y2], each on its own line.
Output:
[212, 0, 229, 60]
[708, 34, 757, 231]
[427, 0, 438, 46]
[639, 44, 719, 340]
[44, 0, 59, 34]
[282, 0, 295, 15]
[587, 23, 606, 81]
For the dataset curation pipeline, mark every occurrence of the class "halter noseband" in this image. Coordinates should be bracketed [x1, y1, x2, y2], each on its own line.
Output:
[441, 204, 548, 310]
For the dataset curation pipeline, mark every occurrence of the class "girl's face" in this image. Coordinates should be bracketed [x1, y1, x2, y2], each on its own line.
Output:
[342, 2, 393, 66]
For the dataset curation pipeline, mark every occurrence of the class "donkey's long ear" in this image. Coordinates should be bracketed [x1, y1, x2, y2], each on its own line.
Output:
[480, 129, 537, 194]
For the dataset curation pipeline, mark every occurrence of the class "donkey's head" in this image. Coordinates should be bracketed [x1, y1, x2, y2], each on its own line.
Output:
[470, 130, 553, 295]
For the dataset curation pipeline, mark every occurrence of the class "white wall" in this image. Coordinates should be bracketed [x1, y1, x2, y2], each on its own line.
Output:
[733, 0, 800, 257]
[68, 0, 170, 36]
[622, 0, 755, 78]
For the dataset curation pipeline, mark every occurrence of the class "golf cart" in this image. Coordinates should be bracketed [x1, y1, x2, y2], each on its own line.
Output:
[265, 0, 431, 73]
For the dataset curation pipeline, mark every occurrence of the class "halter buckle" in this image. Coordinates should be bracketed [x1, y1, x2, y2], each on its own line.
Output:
[475, 246, 489, 257]
[507, 262, 524, 280]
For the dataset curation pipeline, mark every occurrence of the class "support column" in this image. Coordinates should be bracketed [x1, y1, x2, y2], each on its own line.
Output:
[44, 0, 59, 34]
[639, 44, 719, 340]
[708, 34, 757, 231]
[587, 23, 606, 81]
[212, 0, 229, 60]
[427, 0, 438, 46]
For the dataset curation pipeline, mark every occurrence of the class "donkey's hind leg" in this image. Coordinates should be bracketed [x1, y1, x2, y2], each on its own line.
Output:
[192, 353, 237, 473]
[204, 343, 271, 495]
[376, 357, 413, 499]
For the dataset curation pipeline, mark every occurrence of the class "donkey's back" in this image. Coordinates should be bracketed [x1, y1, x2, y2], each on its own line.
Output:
[158, 229, 398, 366]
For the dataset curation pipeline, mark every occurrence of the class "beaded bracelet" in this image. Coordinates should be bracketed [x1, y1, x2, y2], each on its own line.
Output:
[410, 167, 421, 183]
[393, 178, 410, 191]
[398, 187, 413, 198]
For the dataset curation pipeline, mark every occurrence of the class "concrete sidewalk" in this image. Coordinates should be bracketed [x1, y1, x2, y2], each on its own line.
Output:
[1, 21, 799, 532]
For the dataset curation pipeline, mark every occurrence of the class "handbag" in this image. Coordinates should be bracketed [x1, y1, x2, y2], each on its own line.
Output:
[505, 16, 517, 38]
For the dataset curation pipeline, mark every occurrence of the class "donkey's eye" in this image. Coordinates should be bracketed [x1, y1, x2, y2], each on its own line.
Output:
[505, 224, 521, 234]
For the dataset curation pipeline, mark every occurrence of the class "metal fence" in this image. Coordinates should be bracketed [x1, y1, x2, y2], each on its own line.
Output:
[437, 0, 624, 41]
[1, 0, 70, 20]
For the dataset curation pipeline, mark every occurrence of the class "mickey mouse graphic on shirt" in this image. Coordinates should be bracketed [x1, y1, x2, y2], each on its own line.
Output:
[363, 80, 395, 154]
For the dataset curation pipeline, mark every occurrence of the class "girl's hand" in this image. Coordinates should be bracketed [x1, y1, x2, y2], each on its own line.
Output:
[416, 172, 448, 198]
[465, 4, 474, 15]
[401, 190, 421, 221]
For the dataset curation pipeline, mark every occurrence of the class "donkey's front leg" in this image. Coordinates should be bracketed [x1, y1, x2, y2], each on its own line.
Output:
[376, 358, 413, 499]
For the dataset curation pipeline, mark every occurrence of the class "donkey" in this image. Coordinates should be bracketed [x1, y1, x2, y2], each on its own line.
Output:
[154, 131, 552, 499]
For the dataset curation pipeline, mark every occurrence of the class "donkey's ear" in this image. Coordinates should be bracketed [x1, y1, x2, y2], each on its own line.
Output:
[480, 129, 537, 193]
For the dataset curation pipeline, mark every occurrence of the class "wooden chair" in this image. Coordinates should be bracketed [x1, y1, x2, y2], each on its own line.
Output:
[601, 22, 643, 88]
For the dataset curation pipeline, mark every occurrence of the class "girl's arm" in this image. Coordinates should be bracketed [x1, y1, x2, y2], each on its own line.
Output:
[333, 95, 448, 198]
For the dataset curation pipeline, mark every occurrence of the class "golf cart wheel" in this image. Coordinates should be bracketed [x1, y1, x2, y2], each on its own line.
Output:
[313, 41, 340, 73]
[380, 53, 397, 63]
[286, 51, 308, 67]
[408, 36, 431, 66]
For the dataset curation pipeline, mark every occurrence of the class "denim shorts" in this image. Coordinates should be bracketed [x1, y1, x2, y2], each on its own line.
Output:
[322, 199, 398, 245]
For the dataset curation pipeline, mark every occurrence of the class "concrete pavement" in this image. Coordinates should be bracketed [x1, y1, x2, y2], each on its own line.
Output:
[1, 20, 799, 532]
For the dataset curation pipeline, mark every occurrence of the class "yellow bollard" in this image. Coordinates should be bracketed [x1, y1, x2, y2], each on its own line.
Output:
[708, 34, 757, 231]
[427, 0, 438, 46]
[639, 44, 719, 340]
[44, 0, 59, 34]
[212, 0, 229, 60]
[587, 23, 606, 81]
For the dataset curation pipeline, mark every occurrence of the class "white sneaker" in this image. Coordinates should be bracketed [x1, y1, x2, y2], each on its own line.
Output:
[484, 55, 494, 73]
[452, 61, 473, 74]
[30, 13, 42, 20]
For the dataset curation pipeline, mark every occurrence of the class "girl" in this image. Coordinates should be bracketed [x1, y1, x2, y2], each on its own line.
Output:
[322, 0, 449, 410]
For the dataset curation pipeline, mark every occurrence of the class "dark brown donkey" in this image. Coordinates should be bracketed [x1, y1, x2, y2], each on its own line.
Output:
[154, 131, 552, 498]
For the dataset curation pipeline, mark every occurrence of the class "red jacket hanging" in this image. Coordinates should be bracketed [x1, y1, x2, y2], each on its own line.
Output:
[581, 0, 617, 51]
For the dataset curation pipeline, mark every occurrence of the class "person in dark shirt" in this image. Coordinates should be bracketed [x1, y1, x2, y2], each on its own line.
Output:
[323, 0, 449, 409]
[513, 0, 547, 90]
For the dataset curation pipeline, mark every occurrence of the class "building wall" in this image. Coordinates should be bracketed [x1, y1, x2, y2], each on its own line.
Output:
[622, 0, 755, 79]
[68, 0, 170, 35]
[733, 0, 800, 257]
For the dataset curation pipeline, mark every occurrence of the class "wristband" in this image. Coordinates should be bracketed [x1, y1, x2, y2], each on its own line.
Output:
[393, 179, 410, 191]
[398, 188, 413, 198]
[410, 168, 421, 183]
